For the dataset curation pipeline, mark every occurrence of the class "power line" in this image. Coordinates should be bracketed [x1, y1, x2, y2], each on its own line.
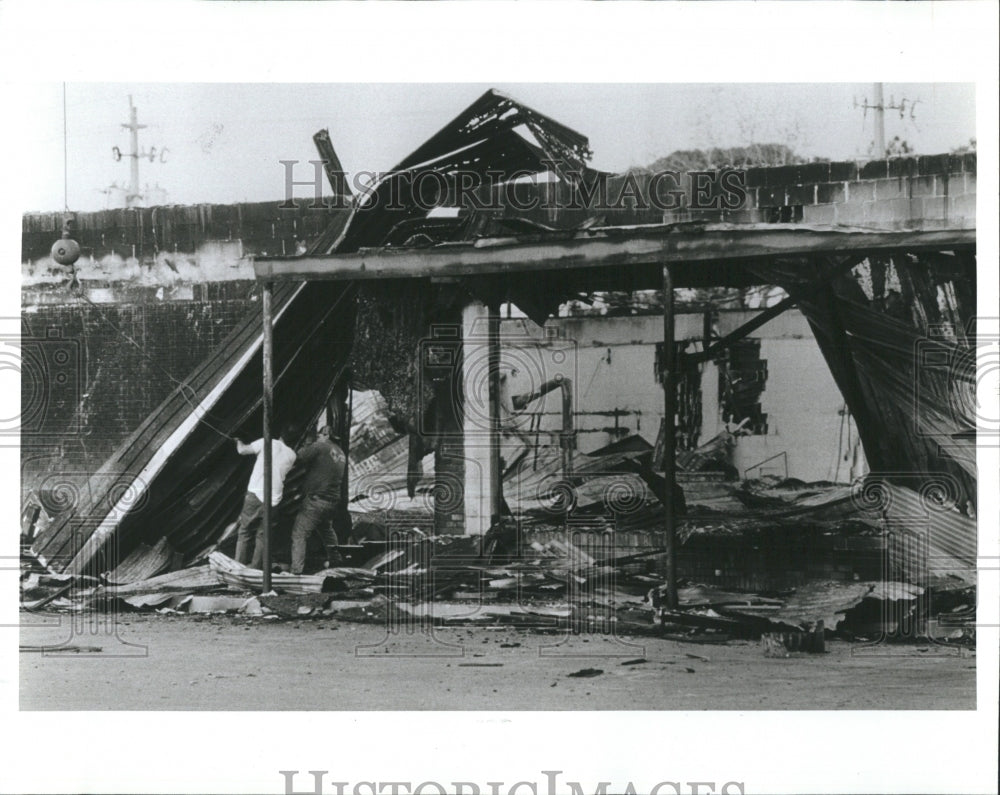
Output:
[62, 83, 68, 211]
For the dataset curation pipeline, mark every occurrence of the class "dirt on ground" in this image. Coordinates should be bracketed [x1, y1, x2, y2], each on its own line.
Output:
[19, 611, 975, 711]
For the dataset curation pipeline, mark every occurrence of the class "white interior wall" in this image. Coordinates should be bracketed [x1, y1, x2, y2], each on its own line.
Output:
[500, 309, 866, 483]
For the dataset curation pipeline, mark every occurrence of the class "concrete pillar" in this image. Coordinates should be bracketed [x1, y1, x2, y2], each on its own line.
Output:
[701, 361, 721, 441]
[461, 299, 494, 535]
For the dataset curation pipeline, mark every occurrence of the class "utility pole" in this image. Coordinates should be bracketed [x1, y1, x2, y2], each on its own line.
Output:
[111, 95, 168, 208]
[122, 96, 146, 207]
[261, 282, 275, 593]
[854, 83, 919, 158]
[872, 83, 885, 160]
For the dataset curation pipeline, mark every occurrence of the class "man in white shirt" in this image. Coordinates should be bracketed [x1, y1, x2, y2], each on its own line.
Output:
[233, 423, 299, 569]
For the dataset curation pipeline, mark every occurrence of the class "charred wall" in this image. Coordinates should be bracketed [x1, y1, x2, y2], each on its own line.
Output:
[20, 286, 258, 501]
[22, 200, 347, 265]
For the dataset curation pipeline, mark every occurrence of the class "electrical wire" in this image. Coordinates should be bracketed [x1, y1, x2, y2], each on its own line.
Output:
[62, 83, 68, 212]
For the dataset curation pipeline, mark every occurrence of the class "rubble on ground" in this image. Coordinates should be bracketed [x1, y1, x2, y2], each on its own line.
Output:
[20, 505, 976, 647]
[20, 392, 975, 647]
[20, 407, 976, 647]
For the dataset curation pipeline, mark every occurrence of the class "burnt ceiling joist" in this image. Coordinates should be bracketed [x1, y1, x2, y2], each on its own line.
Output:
[258, 225, 975, 287]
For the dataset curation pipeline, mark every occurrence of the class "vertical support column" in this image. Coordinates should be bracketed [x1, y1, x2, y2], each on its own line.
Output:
[461, 299, 493, 535]
[560, 379, 574, 478]
[261, 281, 274, 593]
[487, 301, 503, 527]
[662, 265, 678, 609]
[701, 308, 717, 444]
[340, 386, 353, 511]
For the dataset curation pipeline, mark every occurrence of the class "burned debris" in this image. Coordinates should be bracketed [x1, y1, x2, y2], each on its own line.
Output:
[21, 88, 978, 654]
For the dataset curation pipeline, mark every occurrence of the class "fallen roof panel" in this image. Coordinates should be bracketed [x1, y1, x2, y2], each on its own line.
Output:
[31, 282, 359, 575]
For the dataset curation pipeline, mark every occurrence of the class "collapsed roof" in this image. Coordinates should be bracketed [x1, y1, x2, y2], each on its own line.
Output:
[30, 88, 978, 589]
[28, 89, 607, 575]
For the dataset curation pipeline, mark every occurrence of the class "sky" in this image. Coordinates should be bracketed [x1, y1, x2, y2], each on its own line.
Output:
[22, 82, 975, 213]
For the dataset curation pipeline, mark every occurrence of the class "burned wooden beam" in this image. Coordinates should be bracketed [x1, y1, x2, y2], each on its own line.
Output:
[687, 294, 797, 364]
[312, 128, 352, 202]
[255, 226, 975, 283]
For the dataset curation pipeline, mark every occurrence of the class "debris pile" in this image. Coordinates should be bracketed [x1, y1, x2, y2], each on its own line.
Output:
[21, 516, 975, 648]
[19, 89, 977, 657]
[21, 387, 975, 646]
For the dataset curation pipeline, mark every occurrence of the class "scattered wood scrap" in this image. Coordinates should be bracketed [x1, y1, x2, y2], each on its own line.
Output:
[567, 668, 604, 678]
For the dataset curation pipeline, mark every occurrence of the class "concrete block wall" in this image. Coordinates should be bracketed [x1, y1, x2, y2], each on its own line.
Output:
[22, 200, 346, 265]
[20, 290, 257, 501]
[21, 153, 977, 272]
[669, 153, 977, 230]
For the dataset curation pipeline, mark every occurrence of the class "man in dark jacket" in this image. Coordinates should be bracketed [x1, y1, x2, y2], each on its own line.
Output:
[289, 426, 347, 574]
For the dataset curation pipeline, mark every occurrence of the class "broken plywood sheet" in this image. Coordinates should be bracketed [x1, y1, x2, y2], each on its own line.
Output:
[393, 601, 572, 623]
[183, 595, 257, 614]
[122, 592, 179, 609]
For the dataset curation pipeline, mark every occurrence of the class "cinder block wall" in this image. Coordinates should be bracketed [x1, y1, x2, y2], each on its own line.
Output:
[728, 153, 977, 230]
[20, 153, 977, 272]
[22, 200, 345, 265]
[476, 152, 979, 230]
[20, 287, 258, 501]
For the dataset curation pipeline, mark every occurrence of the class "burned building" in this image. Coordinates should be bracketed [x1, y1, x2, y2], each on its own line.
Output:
[23, 89, 977, 640]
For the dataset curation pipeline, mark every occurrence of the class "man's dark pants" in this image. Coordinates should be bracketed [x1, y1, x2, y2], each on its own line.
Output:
[290, 494, 339, 574]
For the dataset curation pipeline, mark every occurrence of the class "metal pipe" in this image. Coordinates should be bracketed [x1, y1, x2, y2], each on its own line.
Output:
[261, 281, 274, 593]
[662, 264, 678, 609]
